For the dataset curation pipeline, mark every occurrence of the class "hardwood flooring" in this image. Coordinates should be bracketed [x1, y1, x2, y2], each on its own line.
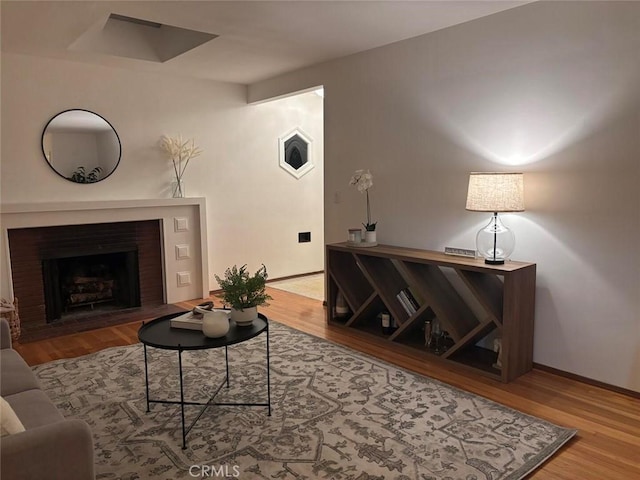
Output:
[13, 288, 640, 479]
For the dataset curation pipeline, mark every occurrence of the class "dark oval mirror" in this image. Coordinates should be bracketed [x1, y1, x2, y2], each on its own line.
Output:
[42, 109, 121, 183]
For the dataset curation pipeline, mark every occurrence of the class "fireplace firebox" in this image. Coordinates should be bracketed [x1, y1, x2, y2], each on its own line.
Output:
[7, 220, 164, 333]
[42, 247, 140, 322]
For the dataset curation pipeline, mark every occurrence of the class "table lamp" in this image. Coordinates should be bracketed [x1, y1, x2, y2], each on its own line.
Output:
[465, 172, 524, 264]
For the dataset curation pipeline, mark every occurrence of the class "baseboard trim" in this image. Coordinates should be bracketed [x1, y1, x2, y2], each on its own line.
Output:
[267, 271, 324, 283]
[533, 363, 639, 399]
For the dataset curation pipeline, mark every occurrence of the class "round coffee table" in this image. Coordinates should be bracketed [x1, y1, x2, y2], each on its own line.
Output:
[138, 311, 271, 449]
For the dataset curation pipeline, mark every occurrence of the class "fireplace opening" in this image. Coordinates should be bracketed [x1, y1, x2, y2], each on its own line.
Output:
[43, 248, 140, 322]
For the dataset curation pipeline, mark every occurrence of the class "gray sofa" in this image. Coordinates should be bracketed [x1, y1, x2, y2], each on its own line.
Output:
[1, 318, 94, 480]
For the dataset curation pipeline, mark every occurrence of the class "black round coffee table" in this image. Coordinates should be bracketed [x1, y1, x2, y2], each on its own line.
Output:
[138, 311, 271, 449]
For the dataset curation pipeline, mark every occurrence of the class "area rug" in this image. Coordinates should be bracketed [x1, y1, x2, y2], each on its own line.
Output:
[33, 321, 575, 479]
[268, 274, 325, 301]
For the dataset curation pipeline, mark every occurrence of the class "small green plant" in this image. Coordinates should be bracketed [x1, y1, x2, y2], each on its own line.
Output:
[214, 264, 272, 311]
[70, 166, 103, 183]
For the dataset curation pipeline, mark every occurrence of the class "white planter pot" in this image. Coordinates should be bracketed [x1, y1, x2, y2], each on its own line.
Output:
[230, 306, 258, 327]
[365, 230, 377, 243]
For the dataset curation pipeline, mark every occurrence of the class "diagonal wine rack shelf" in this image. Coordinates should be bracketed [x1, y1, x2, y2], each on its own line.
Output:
[326, 243, 536, 382]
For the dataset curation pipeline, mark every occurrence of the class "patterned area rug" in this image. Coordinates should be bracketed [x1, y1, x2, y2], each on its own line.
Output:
[33, 322, 575, 479]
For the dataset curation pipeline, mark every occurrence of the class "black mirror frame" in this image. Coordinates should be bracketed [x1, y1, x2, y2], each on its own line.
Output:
[41, 109, 122, 184]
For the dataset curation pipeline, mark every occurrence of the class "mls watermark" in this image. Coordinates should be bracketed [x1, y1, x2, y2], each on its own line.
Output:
[189, 464, 241, 478]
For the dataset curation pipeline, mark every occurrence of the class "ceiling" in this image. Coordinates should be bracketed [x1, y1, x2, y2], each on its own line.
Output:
[1, 1, 529, 85]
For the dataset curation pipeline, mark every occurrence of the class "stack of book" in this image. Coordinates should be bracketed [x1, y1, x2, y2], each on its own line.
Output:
[170, 311, 203, 330]
[396, 288, 420, 316]
[170, 309, 229, 331]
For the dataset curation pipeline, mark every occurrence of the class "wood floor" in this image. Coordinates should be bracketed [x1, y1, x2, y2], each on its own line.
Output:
[13, 287, 640, 479]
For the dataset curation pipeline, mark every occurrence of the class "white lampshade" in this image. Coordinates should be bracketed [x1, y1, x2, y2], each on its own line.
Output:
[466, 172, 525, 264]
[466, 172, 525, 213]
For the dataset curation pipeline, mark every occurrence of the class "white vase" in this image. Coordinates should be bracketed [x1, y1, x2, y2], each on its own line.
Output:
[195, 307, 229, 338]
[335, 291, 349, 318]
[365, 230, 377, 243]
[230, 306, 258, 327]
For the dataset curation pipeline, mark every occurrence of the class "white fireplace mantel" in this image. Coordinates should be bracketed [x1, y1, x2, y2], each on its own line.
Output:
[0, 198, 209, 304]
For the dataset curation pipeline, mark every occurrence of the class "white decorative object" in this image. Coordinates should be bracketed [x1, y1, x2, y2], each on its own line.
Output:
[381, 312, 391, 334]
[279, 128, 314, 179]
[174, 217, 189, 232]
[335, 291, 349, 318]
[444, 247, 477, 258]
[160, 134, 202, 198]
[0, 298, 20, 341]
[195, 307, 230, 338]
[493, 337, 503, 369]
[424, 320, 433, 348]
[175, 244, 190, 260]
[230, 306, 258, 327]
[176, 272, 191, 286]
[0, 396, 25, 436]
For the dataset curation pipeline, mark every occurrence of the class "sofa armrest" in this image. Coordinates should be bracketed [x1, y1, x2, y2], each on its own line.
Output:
[0, 318, 11, 349]
[0, 419, 95, 480]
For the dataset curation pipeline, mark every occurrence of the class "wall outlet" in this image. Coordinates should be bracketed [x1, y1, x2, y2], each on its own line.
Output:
[298, 232, 311, 243]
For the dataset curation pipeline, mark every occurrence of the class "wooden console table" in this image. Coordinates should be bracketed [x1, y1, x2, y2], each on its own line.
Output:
[325, 243, 536, 382]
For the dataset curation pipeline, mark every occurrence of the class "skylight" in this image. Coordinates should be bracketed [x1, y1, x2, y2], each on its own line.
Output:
[69, 13, 218, 63]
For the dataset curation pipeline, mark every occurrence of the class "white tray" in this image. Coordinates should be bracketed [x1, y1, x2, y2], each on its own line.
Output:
[346, 240, 378, 248]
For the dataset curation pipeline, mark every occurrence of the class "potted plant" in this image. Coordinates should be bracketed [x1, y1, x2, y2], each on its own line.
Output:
[69, 166, 103, 183]
[214, 264, 272, 326]
[349, 169, 377, 242]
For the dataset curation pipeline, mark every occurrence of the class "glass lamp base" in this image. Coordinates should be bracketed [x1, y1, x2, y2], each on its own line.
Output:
[476, 213, 515, 264]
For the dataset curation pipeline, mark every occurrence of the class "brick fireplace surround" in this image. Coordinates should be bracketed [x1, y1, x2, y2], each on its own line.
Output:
[0, 199, 209, 341]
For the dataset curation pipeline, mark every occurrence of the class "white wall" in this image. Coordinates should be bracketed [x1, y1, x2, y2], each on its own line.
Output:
[1, 53, 324, 291]
[249, 2, 640, 392]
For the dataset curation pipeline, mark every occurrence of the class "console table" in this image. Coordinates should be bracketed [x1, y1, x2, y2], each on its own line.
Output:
[325, 243, 536, 382]
[138, 311, 271, 448]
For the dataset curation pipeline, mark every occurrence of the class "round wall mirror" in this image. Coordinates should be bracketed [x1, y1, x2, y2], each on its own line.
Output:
[41, 109, 121, 183]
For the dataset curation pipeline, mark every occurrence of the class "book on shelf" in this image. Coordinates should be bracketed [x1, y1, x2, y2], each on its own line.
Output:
[403, 288, 421, 311]
[396, 290, 416, 315]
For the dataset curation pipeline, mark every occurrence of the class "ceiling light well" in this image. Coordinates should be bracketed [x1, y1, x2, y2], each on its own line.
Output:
[68, 13, 218, 63]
